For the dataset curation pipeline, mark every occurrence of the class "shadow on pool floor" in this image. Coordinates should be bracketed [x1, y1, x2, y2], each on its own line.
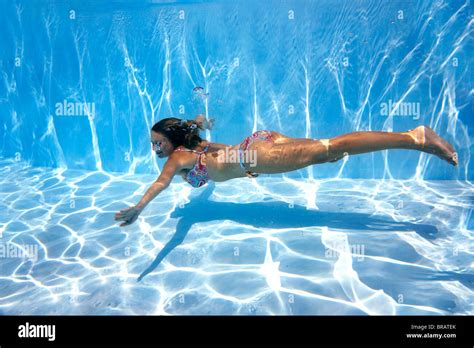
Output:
[138, 182, 439, 281]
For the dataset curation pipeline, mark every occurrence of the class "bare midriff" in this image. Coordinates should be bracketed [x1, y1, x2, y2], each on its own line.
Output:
[205, 143, 248, 181]
[176, 141, 247, 182]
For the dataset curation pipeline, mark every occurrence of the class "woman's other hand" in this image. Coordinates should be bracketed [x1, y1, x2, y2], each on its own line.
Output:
[195, 114, 215, 130]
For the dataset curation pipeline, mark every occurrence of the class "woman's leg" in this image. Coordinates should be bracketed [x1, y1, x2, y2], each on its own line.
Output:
[270, 131, 314, 144]
[326, 125, 457, 165]
[251, 126, 458, 174]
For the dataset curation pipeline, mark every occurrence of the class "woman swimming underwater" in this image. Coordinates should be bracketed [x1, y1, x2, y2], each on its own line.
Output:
[114, 115, 458, 226]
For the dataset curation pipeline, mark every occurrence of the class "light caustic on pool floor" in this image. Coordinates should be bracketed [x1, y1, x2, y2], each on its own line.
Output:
[0, 158, 473, 315]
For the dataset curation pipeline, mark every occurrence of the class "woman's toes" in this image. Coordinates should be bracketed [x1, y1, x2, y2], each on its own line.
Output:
[451, 152, 458, 166]
[414, 126, 459, 166]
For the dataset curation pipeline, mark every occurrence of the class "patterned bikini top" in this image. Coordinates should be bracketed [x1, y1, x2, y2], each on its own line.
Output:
[174, 145, 210, 188]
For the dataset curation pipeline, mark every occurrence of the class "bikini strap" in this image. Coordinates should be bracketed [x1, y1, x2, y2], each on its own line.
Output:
[175, 145, 209, 154]
[174, 147, 191, 153]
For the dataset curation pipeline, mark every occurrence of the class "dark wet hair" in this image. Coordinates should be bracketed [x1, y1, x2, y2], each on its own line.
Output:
[151, 117, 205, 149]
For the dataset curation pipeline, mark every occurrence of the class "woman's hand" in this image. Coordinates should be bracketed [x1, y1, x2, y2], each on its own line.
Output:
[205, 117, 215, 130]
[195, 114, 215, 130]
[114, 206, 142, 227]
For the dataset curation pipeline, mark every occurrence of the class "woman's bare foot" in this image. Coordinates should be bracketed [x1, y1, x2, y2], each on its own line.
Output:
[407, 125, 458, 166]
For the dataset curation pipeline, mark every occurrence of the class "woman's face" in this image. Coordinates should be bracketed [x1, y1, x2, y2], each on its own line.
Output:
[150, 131, 174, 158]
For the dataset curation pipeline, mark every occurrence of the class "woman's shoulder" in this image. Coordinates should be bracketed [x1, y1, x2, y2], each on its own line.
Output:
[173, 141, 216, 154]
[205, 141, 229, 151]
[168, 150, 195, 169]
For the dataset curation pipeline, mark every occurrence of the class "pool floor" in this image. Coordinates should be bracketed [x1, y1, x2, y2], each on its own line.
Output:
[0, 158, 473, 315]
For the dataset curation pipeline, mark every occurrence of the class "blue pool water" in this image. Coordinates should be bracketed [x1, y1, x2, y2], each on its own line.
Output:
[0, 0, 473, 315]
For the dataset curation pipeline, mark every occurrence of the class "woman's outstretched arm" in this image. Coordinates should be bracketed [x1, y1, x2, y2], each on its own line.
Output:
[114, 156, 184, 227]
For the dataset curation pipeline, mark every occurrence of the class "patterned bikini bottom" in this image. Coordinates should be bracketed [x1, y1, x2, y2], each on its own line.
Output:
[238, 130, 274, 177]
